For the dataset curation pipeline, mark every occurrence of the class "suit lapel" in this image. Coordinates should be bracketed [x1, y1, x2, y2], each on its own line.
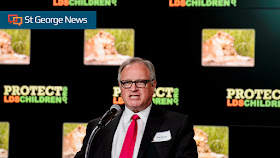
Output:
[137, 106, 165, 158]
[102, 109, 124, 158]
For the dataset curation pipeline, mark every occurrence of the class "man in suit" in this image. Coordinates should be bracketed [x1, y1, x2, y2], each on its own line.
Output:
[75, 57, 198, 158]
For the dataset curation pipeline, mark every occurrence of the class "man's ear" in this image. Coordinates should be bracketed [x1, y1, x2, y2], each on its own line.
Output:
[151, 80, 157, 95]
[152, 80, 157, 87]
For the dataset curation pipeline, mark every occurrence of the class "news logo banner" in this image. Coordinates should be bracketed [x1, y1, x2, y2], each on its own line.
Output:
[226, 88, 280, 108]
[3, 85, 68, 104]
[169, 0, 237, 7]
[2, 11, 96, 29]
[53, 0, 117, 6]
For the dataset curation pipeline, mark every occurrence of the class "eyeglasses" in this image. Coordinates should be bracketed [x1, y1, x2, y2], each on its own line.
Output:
[120, 80, 152, 88]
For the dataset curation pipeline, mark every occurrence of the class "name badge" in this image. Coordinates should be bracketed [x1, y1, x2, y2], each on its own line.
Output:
[152, 130, 171, 142]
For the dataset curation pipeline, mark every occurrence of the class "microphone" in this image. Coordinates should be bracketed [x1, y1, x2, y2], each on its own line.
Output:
[98, 104, 121, 127]
[85, 104, 121, 158]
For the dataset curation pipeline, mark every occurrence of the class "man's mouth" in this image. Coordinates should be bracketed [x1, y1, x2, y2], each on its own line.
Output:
[129, 94, 140, 99]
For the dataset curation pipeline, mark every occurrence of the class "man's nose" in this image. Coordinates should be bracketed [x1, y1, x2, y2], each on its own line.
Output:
[130, 82, 139, 91]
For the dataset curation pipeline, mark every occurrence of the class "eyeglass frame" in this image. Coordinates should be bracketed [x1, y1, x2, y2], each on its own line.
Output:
[119, 79, 154, 89]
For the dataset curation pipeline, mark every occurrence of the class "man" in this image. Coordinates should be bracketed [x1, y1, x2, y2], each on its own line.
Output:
[75, 57, 198, 158]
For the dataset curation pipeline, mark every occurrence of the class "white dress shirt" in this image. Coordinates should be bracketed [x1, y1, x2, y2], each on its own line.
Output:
[111, 103, 152, 158]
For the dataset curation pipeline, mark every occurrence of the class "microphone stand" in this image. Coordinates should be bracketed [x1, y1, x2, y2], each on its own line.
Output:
[84, 109, 115, 158]
[84, 123, 102, 158]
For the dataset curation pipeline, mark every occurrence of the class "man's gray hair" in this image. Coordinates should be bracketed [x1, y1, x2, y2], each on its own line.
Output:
[117, 57, 156, 82]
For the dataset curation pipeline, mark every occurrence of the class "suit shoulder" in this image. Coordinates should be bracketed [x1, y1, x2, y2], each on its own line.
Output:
[88, 117, 101, 123]
[86, 117, 101, 128]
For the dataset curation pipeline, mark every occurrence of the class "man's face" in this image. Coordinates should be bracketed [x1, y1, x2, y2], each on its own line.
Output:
[119, 62, 156, 113]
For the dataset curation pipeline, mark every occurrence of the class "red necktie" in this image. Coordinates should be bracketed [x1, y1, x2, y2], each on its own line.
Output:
[119, 114, 140, 158]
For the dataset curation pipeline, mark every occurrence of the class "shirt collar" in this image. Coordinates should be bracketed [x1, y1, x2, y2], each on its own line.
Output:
[123, 102, 152, 125]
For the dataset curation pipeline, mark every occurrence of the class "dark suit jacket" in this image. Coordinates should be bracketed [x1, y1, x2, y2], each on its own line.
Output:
[74, 105, 198, 158]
